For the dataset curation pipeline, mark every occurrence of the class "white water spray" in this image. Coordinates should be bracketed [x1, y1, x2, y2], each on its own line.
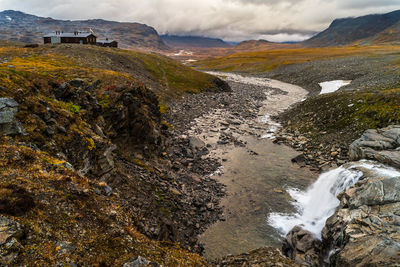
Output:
[268, 160, 400, 238]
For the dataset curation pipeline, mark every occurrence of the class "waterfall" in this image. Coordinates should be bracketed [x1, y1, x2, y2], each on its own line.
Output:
[268, 160, 400, 239]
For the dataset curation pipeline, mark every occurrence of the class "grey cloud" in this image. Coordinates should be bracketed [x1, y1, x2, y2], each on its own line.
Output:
[1, 0, 400, 42]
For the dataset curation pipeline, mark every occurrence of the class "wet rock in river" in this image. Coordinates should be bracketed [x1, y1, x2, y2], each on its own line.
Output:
[282, 226, 321, 266]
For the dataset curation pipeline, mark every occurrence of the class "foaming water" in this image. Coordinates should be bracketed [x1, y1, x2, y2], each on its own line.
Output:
[259, 114, 281, 139]
[268, 160, 400, 238]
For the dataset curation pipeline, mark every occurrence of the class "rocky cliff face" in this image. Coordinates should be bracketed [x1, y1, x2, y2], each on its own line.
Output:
[322, 170, 400, 266]
[0, 40, 233, 264]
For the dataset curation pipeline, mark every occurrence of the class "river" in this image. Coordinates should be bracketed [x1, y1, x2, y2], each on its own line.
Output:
[187, 72, 317, 259]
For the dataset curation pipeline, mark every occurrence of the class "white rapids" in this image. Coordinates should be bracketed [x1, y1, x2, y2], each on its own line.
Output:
[268, 160, 400, 239]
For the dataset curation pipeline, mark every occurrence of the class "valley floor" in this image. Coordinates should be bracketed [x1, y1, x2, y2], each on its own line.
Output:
[167, 72, 316, 261]
[2, 41, 400, 266]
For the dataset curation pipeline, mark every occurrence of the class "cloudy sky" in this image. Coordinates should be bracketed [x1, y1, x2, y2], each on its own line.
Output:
[1, 0, 400, 42]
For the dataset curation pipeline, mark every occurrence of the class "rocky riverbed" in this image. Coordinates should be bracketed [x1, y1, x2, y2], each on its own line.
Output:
[168, 72, 317, 259]
[265, 54, 400, 95]
[258, 54, 400, 173]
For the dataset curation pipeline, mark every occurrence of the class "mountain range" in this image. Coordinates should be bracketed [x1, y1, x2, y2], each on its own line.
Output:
[0, 9, 400, 50]
[304, 10, 400, 47]
[161, 35, 232, 48]
[0, 10, 168, 50]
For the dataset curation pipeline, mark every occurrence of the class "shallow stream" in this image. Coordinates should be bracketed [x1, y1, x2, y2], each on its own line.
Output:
[191, 72, 317, 258]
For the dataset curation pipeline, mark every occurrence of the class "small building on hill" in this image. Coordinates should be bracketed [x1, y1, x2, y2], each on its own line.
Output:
[43, 31, 97, 45]
[96, 38, 118, 48]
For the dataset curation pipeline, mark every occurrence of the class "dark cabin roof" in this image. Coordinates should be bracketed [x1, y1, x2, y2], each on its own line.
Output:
[44, 32, 96, 38]
[97, 39, 117, 43]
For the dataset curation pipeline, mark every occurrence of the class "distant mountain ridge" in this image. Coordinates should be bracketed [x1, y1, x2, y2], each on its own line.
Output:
[0, 10, 169, 50]
[232, 39, 299, 51]
[304, 10, 400, 47]
[161, 35, 232, 48]
[236, 39, 272, 49]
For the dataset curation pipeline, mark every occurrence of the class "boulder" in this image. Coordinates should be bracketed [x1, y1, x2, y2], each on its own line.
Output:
[96, 144, 117, 177]
[69, 78, 85, 88]
[0, 98, 25, 136]
[23, 44, 39, 48]
[282, 226, 321, 266]
[349, 125, 400, 168]
[321, 174, 400, 266]
[123, 256, 156, 267]
[189, 136, 205, 150]
[210, 77, 231, 92]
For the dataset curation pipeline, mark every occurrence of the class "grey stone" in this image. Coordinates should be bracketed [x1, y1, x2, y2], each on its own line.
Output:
[56, 125, 67, 134]
[69, 78, 85, 87]
[0, 98, 18, 109]
[55, 161, 74, 170]
[123, 256, 150, 267]
[189, 136, 205, 150]
[45, 126, 55, 136]
[97, 144, 116, 176]
[322, 174, 400, 266]
[350, 125, 400, 168]
[0, 215, 24, 265]
[282, 225, 321, 266]
[0, 98, 25, 136]
[104, 185, 113, 196]
[348, 176, 400, 208]
[55, 241, 75, 254]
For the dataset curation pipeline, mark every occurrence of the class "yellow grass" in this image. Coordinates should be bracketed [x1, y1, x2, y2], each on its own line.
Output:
[197, 45, 400, 73]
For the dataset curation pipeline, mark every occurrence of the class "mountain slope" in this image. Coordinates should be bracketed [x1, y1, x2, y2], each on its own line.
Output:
[234, 39, 298, 51]
[0, 41, 232, 265]
[161, 35, 232, 48]
[367, 21, 400, 44]
[0, 10, 169, 50]
[304, 10, 400, 47]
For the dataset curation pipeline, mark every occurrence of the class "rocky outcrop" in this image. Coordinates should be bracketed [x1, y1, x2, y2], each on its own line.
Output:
[282, 226, 321, 266]
[321, 172, 400, 266]
[210, 77, 232, 92]
[102, 86, 164, 153]
[349, 125, 400, 168]
[0, 98, 25, 136]
[318, 126, 400, 266]
[282, 126, 400, 266]
[211, 247, 299, 267]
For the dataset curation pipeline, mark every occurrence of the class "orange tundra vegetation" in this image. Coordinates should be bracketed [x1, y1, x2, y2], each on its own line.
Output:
[196, 45, 400, 72]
